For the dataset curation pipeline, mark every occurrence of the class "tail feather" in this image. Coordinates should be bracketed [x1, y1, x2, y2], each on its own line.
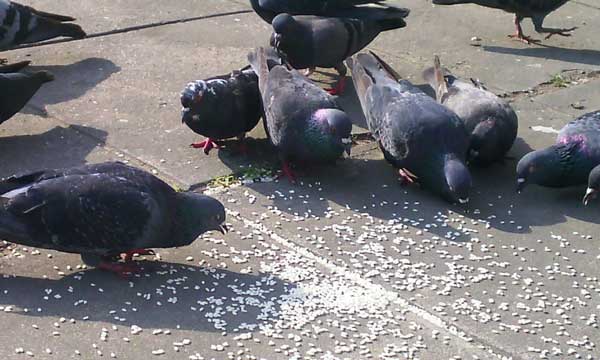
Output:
[368, 50, 401, 81]
[432, 55, 449, 102]
[14, 2, 78, 22]
[21, 19, 86, 44]
[0, 208, 30, 244]
[376, 16, 407, 31]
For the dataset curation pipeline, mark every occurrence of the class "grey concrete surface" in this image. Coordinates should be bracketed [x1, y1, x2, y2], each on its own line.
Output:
[1, 0, 600, 359]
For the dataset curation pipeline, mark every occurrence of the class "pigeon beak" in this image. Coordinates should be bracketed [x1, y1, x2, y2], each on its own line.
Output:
[516, 178, 527, 193]
[583, 187, 597, 206]
[458, 197, 469, 204]
[342, 138, 352, 156]
[218, 224, 229, 235]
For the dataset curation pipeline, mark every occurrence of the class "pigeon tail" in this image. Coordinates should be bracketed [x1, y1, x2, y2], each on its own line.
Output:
[0, 208, 30, 244]
[375, 14, 407, 32]
[21, 20, 86, 44]
[248, 47, 281, 94]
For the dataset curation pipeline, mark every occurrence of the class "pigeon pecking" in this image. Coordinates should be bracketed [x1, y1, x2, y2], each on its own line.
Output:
[423, 56, 518, 166]
[431, 0, 574, 44]
[270, 6, 409, 95]
[247, 47, 353, 182]
[583, 164, 600, 205]
[517, 110, 600, 193]
[0, 162, 227, 276]
[0, 69, 54, 125]
[348, 51, 472, 203]
[0, 0, 86, 52]
[181, 66, 262, 155]
[249, 0, 392, 24]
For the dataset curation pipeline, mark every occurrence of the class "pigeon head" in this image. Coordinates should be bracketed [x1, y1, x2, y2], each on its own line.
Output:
[584, 165, 600, 205]
[443, 156, 472, 204]
[175, 192, 227, 246]
[181, 80, 208, 109]
[270, 13, 297, 49]
[314, 108, 353, 156]
[516, 146, 565, 193]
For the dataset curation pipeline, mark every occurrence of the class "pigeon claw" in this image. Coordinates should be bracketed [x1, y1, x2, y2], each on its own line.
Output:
[279, 161, 297, 183]
[326, 77, 347, 96]
[98, 262, 141, 278]
[191, 138, 220, 155]
[398, 168, 418, 186]
[508, 33, 540, 45]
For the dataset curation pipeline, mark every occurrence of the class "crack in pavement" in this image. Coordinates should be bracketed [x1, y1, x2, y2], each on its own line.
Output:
[227, 208, 522, 360]
[9, 9, 253, 51]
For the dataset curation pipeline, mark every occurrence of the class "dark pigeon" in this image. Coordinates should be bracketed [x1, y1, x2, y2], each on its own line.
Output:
[249, 0, 391, 23]
[270, 7, 409, 95]
[247, 47, 353, 181]
[181, 66, 262, 155]
[432, 0, 574, 44]
[517, 110, 600, 193]
[347, 51, 472, 203]
[583, 164, 600, 205]
[0, 0, 86, 51]
[0, 162, 227, 276]
[423, 56, 518, 166]
[0, 70, 54, 125]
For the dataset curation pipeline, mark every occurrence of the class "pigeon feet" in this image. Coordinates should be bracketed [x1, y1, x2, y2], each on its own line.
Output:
[542, 26, 578, 39]
[301, 68, 315, 77]
[98, 262, 141, 278]
[327, 77, 347, 96]
[236, 134, 249, 155]
[191, 138, 220, 155]
[279, 161, 297, 183]
[398, 168, 418, 186]
[508, 33, 540, 44]
[121, 248, 155, 262]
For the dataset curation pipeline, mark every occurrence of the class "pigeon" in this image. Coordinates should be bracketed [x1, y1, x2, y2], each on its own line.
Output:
[517, 110, 600, 193]
[270, 7, 409, 95]
[347, 51, 472, 203]
[181, 66, 262, 155]
[249, 0, 390, 23]
[0, 162, 227, 276]
[431, 0, 574, 44]
[0, 69, 54, 125]
[0, 0, 86, 51]
[247, 47, 353, 181]
[583, 164, 600, 205]
[423, 56, 518, 166]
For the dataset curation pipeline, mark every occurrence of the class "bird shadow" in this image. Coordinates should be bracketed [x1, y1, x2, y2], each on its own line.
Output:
[483, 44, 600, 66]
[0, 261, 293, 333]
[0, 124, 107, 178]
[21, 58, 121, 116]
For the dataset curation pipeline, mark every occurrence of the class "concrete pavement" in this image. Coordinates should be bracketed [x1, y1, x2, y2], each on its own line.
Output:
[1, 0, 600, 359]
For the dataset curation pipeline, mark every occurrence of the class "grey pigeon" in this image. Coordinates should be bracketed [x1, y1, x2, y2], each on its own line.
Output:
[432, 0, 574, 44]
[517, 110, 600, 193]
[423, 56, 518, 166]
[0, 70, 54, 125]
[247, 47, 353, 181]
[0, 0, 86, 52]
[347, 51, 472, 203]
[270, 7, 409, 95]
[181, 66, 262, 155]
[0, 162, 227, 276]
[249, 0, 391, 23]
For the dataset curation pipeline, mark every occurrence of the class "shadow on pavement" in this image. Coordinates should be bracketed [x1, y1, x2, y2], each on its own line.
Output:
[0, 125, 108, 178]
[0, 261, 292, 333]
[22, 58, 121, 115]
[483, 45, 600, 66]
